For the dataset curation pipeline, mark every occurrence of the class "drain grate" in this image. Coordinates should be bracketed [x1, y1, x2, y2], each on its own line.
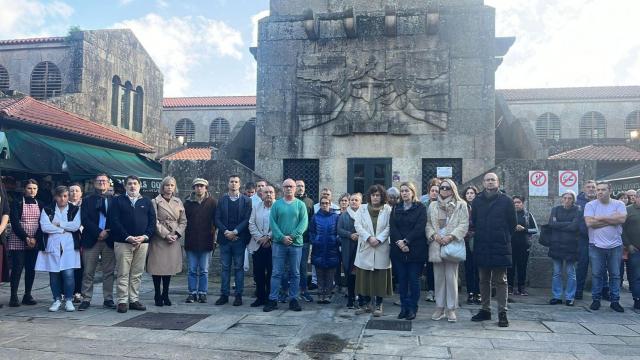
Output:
[298, 333, 348, 360]
[114, 312, 209, 330]
[365, 319, 412, 331]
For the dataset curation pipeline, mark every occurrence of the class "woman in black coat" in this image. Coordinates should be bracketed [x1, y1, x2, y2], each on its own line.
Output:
[390, 182, 427, 321]
[337, 193, 362, 309]
[548, 190, 581, 306]
[508, 196, 538, 296]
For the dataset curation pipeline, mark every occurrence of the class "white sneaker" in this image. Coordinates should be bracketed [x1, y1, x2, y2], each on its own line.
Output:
[49, 300, 62, 312]
[425, 290, 435, 302]
[65, 300, 75, 312]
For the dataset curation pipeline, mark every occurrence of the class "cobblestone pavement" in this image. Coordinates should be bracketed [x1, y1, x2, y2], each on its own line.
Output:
[0, 273, 639, 359]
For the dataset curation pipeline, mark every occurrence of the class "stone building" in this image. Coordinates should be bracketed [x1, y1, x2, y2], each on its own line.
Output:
[255, 0, 513, 200]
[0, 29, 171, 155]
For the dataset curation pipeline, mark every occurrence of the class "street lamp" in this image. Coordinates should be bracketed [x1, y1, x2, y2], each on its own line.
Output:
[630, 130, 639, 140]
[177, 136, 185, 146]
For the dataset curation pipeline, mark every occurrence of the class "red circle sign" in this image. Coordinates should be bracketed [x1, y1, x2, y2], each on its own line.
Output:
[530, 171, 547, 187]
[560, 171, 577, 187]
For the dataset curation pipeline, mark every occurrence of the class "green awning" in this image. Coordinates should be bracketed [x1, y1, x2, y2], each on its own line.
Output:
[1, 129, 161, 180]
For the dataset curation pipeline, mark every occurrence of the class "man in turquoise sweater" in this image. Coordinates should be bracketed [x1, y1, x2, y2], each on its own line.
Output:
[264, 178, 308, 312]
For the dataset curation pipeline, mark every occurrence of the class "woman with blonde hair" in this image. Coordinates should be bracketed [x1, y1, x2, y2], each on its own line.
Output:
[426, 178, 469, 322]
[147, 176, 187, 306]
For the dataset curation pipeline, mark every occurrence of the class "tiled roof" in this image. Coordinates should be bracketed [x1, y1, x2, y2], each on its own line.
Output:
[0, 97, 154, 153]
[0, 36, 66, 46]
[163, 96, 256, 108]
[548, 145, 640, 161]
[160, 147, 212, 161]
[497, 86, 640, 102]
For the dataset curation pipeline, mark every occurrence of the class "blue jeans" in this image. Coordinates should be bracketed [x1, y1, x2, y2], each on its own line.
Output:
[576, 237, 590, 295]
[50, 269, 75, 301]
[627, 249, 640, 299]
[219, 241, 246, 296]
[589, 244, 622, 302]
[394, 260, 422, 312]
[187, 251, 212, 295]
[269, 243, 302, 301]
[551, 259, 576, 300]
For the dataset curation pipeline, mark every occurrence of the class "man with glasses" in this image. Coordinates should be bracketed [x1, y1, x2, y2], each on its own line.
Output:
[78, 173, 116, 311]
[264, 179, 309, 312]
[470, 173, 516, 327]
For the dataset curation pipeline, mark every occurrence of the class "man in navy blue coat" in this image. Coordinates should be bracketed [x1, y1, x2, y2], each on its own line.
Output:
[214, 175, 252, 306]
[109, 175, 156, 313]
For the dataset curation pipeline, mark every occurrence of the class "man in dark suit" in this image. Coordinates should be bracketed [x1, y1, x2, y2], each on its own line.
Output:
[78, 173, 116, 311]
[109, 175, 156, 313]
[214, 175, 252, 306]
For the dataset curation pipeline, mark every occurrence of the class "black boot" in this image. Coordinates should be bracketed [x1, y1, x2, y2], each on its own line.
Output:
[9, 292, 20, 307]
[154, 293, 163, 307]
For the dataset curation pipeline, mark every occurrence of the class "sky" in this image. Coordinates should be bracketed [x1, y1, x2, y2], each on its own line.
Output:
[0, 0, 638, 97]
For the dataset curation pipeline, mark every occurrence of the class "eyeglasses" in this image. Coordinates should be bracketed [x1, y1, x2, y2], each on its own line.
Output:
[283, 185, 294, 188]
[439, 186, 452, 191]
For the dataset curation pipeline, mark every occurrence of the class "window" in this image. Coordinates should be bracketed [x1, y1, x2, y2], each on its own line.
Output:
[209, 117, 230, 143]
[111, 76, 121, 126]
[347, 158, 392, 196]
[133, 86, 144, 132]
[283, 159, 320, 202]
[579, 111, 606, 139]
[121, 81, 132, 129]
[625, 111, 640, 138]
[0, 65, 9, 91]
[30, 61, 62, 100]
[535, 112, 561, 140]
[175, 118, 195, 143]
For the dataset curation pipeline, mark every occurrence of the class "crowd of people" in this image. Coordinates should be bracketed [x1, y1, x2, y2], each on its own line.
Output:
[0, 171, 637, 328]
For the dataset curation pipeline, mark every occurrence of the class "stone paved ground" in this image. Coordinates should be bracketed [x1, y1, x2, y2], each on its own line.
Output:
[1, 273, 639, 359]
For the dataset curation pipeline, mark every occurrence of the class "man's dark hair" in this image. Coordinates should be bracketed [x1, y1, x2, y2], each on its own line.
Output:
[296, 179, 306, 185]
[256, 179, 267, 185]
[366, 184, 388, 205]
[596, 181, 612, 191]
[245, 182, 256, 191]
[229, 174, 241, 181]
[512, 195, 526, 202]
[125, 175, 140, 184]
[95, 173, 109, 180]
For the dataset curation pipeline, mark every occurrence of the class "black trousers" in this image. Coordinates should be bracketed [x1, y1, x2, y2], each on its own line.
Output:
[507, 241, 530, 290]
[464, 240, 480, 294]
[252, 246, 272, 302]
[9, 249, 37, 297]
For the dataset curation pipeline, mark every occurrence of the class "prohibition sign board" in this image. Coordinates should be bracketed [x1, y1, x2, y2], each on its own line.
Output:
[559, 170, 579, 196]
[529, 170, 548, 197]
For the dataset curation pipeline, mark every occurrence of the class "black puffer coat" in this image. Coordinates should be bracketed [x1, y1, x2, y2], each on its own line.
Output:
[547, 205, 581, 261]
[389, 202, 427, 263]
[471, 191, 517, 267]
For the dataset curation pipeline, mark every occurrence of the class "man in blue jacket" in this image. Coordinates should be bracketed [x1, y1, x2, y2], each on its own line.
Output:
[215, 175, 252, 306]
[109, 175, 156, 313]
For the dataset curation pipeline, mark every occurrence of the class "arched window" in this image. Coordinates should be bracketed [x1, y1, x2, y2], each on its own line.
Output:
[209, 117, 230, 143]
[111, 76, 121, 126]
[248, 117, 256, 125]
[30, 61, 62, 100]
[579, 111, 606, 139]
[121, 81, 132, 129]
[175, 118, 195, 143]
[133, 86, 144, 132]
[535, 112, 561, 140]
[625, 111, 640, 138]
[0, 65, 9, 91]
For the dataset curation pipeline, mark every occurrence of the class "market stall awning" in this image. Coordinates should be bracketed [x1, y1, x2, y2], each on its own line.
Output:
[2, 130, 161, 180]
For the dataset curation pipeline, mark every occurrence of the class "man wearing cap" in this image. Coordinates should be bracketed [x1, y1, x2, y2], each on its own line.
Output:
[183, 178, 217, 303]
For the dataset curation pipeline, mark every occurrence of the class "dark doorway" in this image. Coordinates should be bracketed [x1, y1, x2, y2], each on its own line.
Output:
[348, 158, 392, 196]
[422, 158, 463, 195]
[283, 159, 320, 202]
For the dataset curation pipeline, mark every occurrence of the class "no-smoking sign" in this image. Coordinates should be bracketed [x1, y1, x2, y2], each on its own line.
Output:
[559, 170, 579, 196]
[529, 171, 548, 197]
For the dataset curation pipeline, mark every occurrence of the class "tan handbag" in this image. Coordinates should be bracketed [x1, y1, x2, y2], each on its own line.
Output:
[428, 240, 442, 263]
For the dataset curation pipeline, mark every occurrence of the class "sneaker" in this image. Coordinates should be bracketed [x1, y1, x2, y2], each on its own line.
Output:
[65, 300, 75, 312]
[405, 310, 416, 321]
[347, 298, 355, 309]
[355, 304, 371, 315]
[215, 295, 229, 305]
[78, 301, 90, 311]
[103, 300, 116, 309]
[289, 299, 302, 311]
[48, 300, 62, 312]
[9, 295, 20, 307]
[467, 293, 474, 305]
[263, 300, 278, 312]
[610, 302, 624, 313]
[471, 309, 492, 322]
[431, 308, 446, 321]
[233, 295, 243, 306]
[590, 300, 601, 311]
[473, 294, 482, 305]
[198, 294, 207, 303]
[373, 304, 383, 317]
[300, 291, 314, 302]
[565, 300, 575, 307]
[73, 293, 83, 304]
[425, 290, 435, 302]
[446, 309, 457, 323]
[549, 298, 562, 305]
[21, 294, 37, 306]
[519, 288, 529, 296]
[498, 312, 509, 327]
[185, 294, 197, 303]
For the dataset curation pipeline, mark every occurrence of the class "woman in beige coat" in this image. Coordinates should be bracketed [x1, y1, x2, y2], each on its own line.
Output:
[148, 176, 187, 306]
[426, 178, 468, 322]
[354, 184, 393, 317]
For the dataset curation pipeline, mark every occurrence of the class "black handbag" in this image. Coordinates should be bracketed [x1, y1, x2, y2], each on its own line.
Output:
[538, 224, 552, 247]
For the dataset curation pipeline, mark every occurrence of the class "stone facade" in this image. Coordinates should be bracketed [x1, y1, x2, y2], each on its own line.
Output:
[256, 0, 504, 197]
[0, 30, 171, 155]
[162, 105, 256, 144]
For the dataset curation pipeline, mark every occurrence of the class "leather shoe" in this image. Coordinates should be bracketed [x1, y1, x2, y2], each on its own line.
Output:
[9, 295, 20, 307]
[215, 295, 229, 305]
[610, 302, 624, 313]
[405, 311, 416, 321]
[565, 300, 575, 307]
[21, 294, 37, 305]
[103, 300, 116, 309]
[129, 301, 146, 311]
[549, 298, 562, 305]
[590, 300, 601, 311]
[233, 295, 243, 306]
[471, 309, 491, 322]
[498, 312, 509, 327]
[250, 299, 265, 307]
[78, 301, 91, 311]
[397, 309, 407, 319]
[117, 303, 128, 313]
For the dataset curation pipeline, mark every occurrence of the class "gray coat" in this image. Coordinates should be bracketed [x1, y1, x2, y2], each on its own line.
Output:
[338, 211, 358, 275]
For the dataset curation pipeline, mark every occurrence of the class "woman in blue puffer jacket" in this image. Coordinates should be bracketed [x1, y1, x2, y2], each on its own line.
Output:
[310, 197, 341, 304]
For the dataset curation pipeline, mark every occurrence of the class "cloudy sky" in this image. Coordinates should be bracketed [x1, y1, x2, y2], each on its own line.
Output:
[1, 0, 638, 96]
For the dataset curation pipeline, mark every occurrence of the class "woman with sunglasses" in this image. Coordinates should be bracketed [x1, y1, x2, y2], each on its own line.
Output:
[426, 179, 469, 322]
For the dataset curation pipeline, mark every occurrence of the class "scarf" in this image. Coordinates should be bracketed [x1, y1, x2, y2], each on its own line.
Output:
[436, 195, 455, 230]
[347, 207, 358, 220]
